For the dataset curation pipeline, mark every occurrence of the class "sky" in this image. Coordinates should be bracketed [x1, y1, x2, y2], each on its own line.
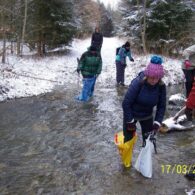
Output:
[0, 37, 184, 102]
[96, 0, 120, 9]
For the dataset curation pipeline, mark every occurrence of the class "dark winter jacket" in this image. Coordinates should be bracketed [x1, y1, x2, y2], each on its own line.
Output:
[78, 50, 102, 77]
[91, 32, 103, 50]
[122, 72, 166, 124]
[115, 46, 133, 65]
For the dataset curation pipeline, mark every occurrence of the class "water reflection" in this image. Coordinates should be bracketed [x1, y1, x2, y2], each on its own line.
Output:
[0, 84, 194, 195]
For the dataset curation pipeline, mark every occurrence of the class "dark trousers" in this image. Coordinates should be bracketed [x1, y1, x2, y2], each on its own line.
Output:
[123, 118, 153, 143]
[183, 69, 195, 97]
[116, 61, 126, 84]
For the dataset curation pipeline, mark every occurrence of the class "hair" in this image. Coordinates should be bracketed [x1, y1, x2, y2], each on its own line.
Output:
[124, 41, 130, 47]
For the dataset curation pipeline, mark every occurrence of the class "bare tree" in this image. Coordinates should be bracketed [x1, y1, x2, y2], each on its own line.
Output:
[137, 0, 147, 54]
[21, 0, 27, 56]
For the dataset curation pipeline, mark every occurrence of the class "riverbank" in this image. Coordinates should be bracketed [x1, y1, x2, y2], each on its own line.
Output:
[0, 37, 184, 102]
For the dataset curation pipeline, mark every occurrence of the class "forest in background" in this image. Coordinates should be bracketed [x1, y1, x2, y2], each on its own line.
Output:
[0, 0, 194, 61]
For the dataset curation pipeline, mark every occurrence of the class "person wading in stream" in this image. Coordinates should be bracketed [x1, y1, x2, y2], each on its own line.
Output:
[115, 41, 134, 86]
[122, 56, 166, 166]
[75, 46, 102, 102]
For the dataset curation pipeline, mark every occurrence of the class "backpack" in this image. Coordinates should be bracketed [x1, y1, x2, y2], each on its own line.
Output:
[116, 47, 121, 55]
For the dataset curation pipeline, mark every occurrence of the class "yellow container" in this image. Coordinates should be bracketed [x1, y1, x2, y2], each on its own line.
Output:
[114, 131, 137, 167]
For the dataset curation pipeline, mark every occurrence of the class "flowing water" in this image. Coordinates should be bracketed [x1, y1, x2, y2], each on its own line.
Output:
[0, 82, 195, 195]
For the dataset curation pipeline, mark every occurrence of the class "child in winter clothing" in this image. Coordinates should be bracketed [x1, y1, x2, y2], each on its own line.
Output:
[122, 56, 166, 145]
[76, 46, 102, 102]
[115, 41, 134, 86]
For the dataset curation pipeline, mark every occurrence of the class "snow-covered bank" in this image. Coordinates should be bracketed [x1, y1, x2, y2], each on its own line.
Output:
[0, 37, 184, 102]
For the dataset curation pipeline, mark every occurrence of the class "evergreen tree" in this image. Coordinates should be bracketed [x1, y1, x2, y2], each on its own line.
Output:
[146, 0, 193, 53]
[99, 3, 114, 37]
[27, 0, 75, 56]
[117, 0, 194, 54]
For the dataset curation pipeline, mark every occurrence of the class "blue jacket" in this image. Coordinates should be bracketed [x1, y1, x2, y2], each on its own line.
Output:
[115, 47, 133, 65]
[122, 72, 166, 124]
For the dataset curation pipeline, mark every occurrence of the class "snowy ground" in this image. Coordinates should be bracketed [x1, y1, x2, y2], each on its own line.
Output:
[0, 37, 185, 102]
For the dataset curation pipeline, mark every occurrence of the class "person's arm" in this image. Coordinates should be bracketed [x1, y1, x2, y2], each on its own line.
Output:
[154, 84, 166, 124]
[78, 52, 86, 71]
[100, 34, 103, 47]
[122, 79, 142, 122]
[91, 33, 94, 45]
[97, 55, 102, 75]
[127, 50, 134, 62]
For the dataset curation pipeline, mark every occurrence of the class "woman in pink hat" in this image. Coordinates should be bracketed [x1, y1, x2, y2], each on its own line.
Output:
[122, 56, 166, 151]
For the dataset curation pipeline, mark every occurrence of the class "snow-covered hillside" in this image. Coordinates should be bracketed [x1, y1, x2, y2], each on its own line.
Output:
[0, 37, 184, 102]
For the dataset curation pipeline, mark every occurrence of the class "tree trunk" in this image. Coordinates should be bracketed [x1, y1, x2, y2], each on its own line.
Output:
[141, 0, 147, 54]
[2, 32, 6, 63]
[21, 0, 28, 56]
[137, 0, 147, 54]
[37, 31, 43, 57]
[17, 36, 21, 56]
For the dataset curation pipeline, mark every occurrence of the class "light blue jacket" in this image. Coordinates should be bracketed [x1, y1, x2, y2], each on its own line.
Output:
[116, 47, 133, 65]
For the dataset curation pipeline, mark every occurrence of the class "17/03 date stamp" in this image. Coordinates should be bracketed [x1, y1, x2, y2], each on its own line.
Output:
[161, 164, 195, 174]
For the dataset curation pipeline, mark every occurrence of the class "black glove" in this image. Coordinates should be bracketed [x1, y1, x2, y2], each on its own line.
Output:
[76, 68, 80, 74]
[152, 123, 160, 134]
[126, 122, 136, 132]
[130, 58, 134, 62]
[185, 107, 192, 121]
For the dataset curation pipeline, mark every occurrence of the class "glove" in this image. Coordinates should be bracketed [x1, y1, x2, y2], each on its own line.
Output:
[76, 68, 80, 74]
[152, 123, 160, 134]
[184, 60, 191, 69]
[130, 58, 134, 62]
[126, 122, 136, 132]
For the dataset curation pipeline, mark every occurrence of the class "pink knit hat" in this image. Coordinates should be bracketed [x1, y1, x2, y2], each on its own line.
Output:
[144, 56, 164, 79]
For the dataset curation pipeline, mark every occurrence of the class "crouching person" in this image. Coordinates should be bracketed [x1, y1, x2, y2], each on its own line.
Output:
[122, 56, 166, 166]
[185, 77, 195, 121]
[184, 77, 195, 181]
[76, 46, 102, 102]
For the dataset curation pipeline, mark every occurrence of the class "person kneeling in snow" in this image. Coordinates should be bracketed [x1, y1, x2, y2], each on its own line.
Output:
[76, 46, 102, 102]
[122, 56, 166, 163]
[184, 77, 195, 181]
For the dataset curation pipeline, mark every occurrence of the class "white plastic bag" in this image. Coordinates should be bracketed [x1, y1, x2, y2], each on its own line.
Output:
[134, 135, 154, 178]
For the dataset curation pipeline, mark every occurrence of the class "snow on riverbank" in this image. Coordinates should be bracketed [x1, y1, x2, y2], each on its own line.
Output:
[0, 37, 184, 102]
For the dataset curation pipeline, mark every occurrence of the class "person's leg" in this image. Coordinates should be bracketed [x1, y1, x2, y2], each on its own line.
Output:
[116, 61, 121, 84]
[139, 118, 153, 144]
[120, 64, 126, 85]
[183, 69, 194, 97]
[89, 77, 96, 97]
[78, 78, 93, 101]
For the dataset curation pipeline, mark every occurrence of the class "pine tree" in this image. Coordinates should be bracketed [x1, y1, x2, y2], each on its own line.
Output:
[147, 0, 193, 50]
[27, 0, 75, 56]
[117, 0, 194, 54]
[99, 3, 114, 37]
